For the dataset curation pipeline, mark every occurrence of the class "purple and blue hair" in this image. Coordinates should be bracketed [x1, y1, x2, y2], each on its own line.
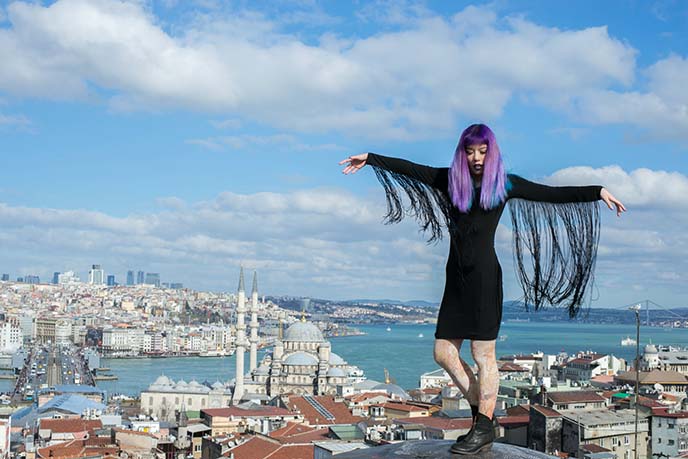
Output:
[448, 124, 508, 213]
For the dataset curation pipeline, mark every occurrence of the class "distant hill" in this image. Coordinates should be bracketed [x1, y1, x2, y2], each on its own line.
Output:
[344, 299, 440, 309]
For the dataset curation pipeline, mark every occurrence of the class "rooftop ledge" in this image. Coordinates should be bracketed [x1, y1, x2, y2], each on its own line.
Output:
[338, 441, 557, 459]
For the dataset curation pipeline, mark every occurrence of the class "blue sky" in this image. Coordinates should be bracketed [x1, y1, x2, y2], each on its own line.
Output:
[0, 0, 687, 308]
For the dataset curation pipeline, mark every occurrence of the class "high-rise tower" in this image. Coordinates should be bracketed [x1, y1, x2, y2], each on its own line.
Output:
[249, 271, 259, 373]
[232, 267, 247, 404]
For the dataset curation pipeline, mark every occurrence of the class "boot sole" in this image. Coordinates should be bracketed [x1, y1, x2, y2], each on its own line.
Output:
[449, 441, 493, 455]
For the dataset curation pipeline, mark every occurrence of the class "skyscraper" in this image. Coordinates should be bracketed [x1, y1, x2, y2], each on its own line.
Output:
[52, 272, 60, 284]
[126, 270, 134, 286]
[107, 275, 116, 286]
[144, 273, 161, 287]
[136, 270, 145, 284]
[88, 265, 105, 285]
[1, 274, 9, 282]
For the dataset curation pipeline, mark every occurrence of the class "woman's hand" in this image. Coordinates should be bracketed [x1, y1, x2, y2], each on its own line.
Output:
[339, 153, 369, 174]
[600, 188, 626, 217]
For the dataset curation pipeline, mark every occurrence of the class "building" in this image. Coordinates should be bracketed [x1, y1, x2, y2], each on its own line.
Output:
[57, 271, 80, 284]
[0, 274, 8, 281]
[136, 270, 145, 284]
[126, 270, 134, 286]
[561, 409, 649, 459]
[562, 353, 626, 382]
[615, 370, 688, 393]
[35, 318, 57, 344]
[145, 273, 161, 287]
[101, 326, 144, 356]
[88, 265, 104, 285]
[200, 406, 301, 436]
[24, 275, 40, 284]
[0, 318, 22, 353]
[652, 410, 688, 458]
[419, 368, 452, 389]
[140, 376, 232, 421]
[106, 275, 115, 286]
[52, 272, 60, 284]
[545, 391, 607, 411]
[528, 405, 563, 455]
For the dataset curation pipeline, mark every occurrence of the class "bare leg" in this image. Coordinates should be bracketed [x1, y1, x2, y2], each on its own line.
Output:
[471, 339, 498, 418]
[433, 339, 479, 406]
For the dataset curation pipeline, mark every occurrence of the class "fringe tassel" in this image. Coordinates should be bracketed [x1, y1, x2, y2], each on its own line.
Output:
[369, 165, 451, 243]
[508, 199, 600, 318]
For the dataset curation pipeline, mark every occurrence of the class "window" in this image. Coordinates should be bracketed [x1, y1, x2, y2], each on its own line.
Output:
[669, 423, 675, 429]
[149, 397, 153, 405]
[624, 435, 630, 445]
[188, 398, 192, 406]
[669, 440, 675, 445]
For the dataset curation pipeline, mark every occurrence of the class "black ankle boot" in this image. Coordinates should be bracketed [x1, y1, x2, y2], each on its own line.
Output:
[454, 405, 479, 443]
[450, 413, 495, 455]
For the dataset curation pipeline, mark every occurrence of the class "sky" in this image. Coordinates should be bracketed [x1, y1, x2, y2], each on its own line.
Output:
[0, 0, 687, 308]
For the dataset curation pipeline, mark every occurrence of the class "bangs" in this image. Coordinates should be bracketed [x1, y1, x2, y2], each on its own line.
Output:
[461, 128, 490, 149]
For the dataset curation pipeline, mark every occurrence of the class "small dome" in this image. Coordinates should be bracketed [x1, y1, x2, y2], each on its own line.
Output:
[211, 381, 225, 390]
[329, 353, 345, 365]
[327, 368, 346, 377]
[254, 365, 270, 375]
[645, 344, 658, 354]
[372, 383, 410, 400]
[152, 375, 173, 387]
[284, 321, 324, 342]
[284, 352, 319, 366]
[175, 380, 189, 389]
[188, 380, 203, 388]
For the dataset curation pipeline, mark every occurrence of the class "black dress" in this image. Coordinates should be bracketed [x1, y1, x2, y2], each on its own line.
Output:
[366, 153, 602, 341]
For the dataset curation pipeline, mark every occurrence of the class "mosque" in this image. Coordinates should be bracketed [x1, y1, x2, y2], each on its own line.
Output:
[231, 267, 367, 403]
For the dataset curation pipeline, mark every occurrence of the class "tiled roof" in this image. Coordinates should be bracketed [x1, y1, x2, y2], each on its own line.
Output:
[531, 405, 561, 417]
[202, 406, 292, 418]
[379, 402, 428, 413]
[269, 422, 330, 443]
[547, 391, 605, 404]
[39, 418, 102, 433]
[227, 436, 314, 459]
[395, 417, 472, 431]
[286, 395, 364, 426]
[36, 439, 118, 459]
[580, 443, 612, 453]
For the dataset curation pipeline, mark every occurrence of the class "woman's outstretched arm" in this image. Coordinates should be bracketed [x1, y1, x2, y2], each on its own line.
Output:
[508, 174, 626, 216]
[339, 152, 447, 189]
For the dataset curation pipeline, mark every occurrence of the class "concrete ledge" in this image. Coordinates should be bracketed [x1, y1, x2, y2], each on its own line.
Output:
[338, 441, 557, 458]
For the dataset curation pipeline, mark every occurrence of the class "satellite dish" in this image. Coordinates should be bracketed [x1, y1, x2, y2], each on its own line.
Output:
[654, 383, 664, 392]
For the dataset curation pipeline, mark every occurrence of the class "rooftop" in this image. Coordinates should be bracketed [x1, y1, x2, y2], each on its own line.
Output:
[337, 440, 557, 458]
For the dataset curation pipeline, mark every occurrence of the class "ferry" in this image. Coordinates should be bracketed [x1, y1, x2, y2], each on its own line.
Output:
[621, 336, 637, 346]
[386, 327, 391, 332]
[418, 333, 424, 338]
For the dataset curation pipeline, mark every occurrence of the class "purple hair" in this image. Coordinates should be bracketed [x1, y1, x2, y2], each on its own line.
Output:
[448, 124, 508, 213]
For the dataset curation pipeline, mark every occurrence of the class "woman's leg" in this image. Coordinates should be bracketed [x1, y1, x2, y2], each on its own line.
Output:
[433, 339, 479, 406]
[470, 339, 498, 418]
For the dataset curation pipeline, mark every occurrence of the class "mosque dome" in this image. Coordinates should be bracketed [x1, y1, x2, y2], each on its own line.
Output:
[372, 383, 410, 400]
[284, 321, 324, 342]
[329, 353, 346, 365]
[327, 368, 346, 377]
[152, 375, 173, 387]
[284, 352, 319, 366]
[644, 343, 658, 354]
[254, 365, 270, 375]
[211, 381, 225, 390]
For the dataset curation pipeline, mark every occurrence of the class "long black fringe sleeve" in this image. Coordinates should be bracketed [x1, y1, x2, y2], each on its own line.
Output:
[507, 174, 602, 317]
[366, 153, 451, 243]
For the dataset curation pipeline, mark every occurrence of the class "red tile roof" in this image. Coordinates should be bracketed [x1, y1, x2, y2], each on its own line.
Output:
[285, 395, 364, 426]
[269, 422, 330, 443]
[203, 406, 292, 418]
[228, 436, 315, 459]
[547, 391, 605, 404]
[36, 439, 118, 459]
[39, 419, 102, 433]
[531, 405, 561, 417]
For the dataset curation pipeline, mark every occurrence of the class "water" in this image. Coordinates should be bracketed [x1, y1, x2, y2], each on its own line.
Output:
[3, 322, 687, 395]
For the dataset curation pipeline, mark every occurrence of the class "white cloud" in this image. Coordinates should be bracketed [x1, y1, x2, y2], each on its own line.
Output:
[3, 164, 688, 305]
[0, 112, 31, 129]
[0, 1, 666, 139]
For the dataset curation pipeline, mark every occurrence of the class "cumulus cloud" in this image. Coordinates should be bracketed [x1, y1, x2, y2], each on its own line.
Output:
[3, 0, 678, 139]
[3, 165, 688, 305]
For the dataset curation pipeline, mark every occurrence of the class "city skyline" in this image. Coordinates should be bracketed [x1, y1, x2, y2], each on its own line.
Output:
[1, 1, 687, 306]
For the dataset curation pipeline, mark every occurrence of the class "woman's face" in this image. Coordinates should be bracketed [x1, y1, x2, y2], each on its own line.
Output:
[465, 143, 487, 177]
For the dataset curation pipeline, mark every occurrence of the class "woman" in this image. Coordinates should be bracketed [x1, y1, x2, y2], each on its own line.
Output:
[339, 124, 625, 454]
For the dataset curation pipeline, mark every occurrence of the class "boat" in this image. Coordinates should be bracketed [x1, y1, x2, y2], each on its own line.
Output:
[418, 333, 424, 338]
[498, 335, 508, 342]
[621, 336, 636, 346]
[386, 327, 391, 332]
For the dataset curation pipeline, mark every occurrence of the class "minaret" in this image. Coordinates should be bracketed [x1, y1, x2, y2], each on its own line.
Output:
[233, 267, 246, 404]
[249, 271, 259, 373]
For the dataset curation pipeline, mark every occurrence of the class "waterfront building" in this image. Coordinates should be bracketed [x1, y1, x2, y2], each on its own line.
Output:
[560, 353, 626, 382]
[126, 270, 134, 286]
[140, 376, 232, 421]
[561, 409, 649, 459]
[54, 319, 73, 345]
[101, 326, 144, 356]
[136, 270, 145, 284]
[88, 265, 105, 285]
[652, 410, 688, 458]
